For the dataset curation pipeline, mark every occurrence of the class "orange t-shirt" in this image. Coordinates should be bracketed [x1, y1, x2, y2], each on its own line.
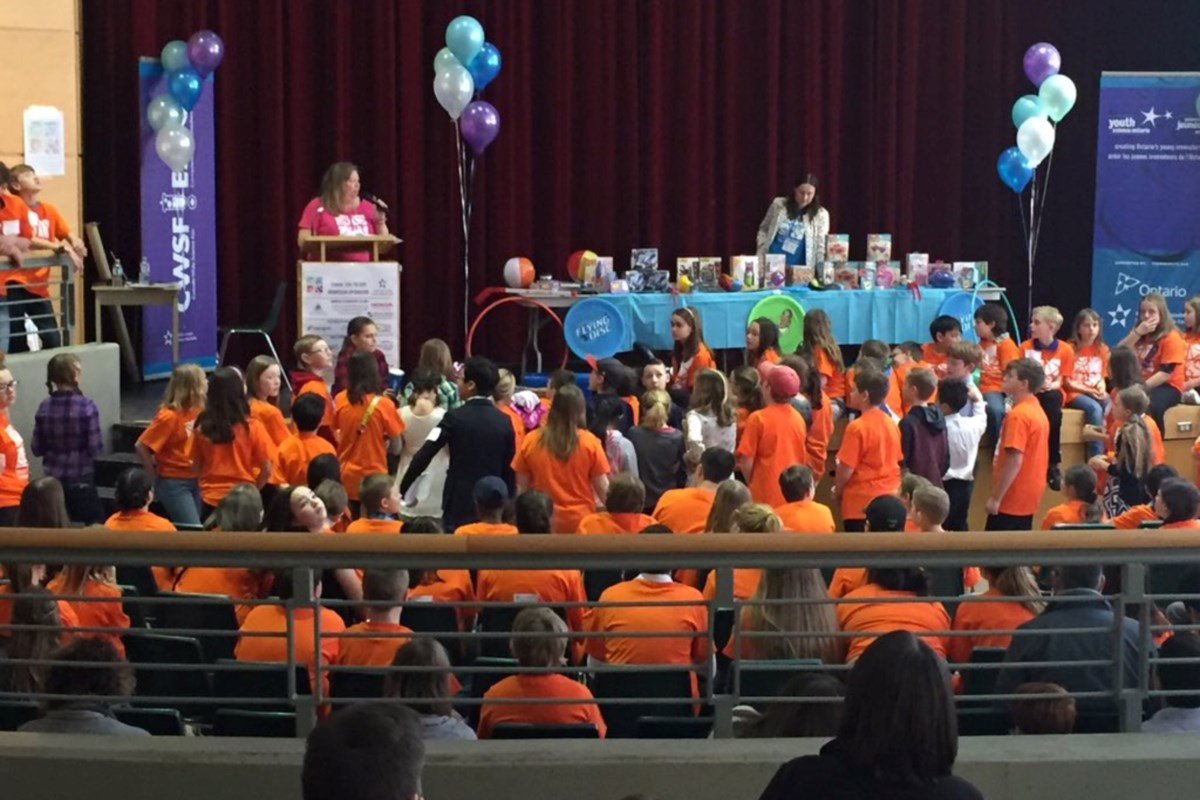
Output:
[334, 392, 405, 501]
[173, 567, 273, 625]
[105, 509, 178, 591]
[993, 395, 1050, 517]
[512, 429, 610, 533]
[978, 337, 1022, 394]
[192, 419, 274, 506]
[619, 395, 642, 427]
[921, 343, 952, 381]
[454, 522, 519, 536]
[1136, 330, 1188, 393]
[1065, 341, 1110, 403]
[652, 487, 715, 534]
[250, 399, 291, 486]
[0, 584, 80, 638]
[24, 200, 71, 298]
[805, 394, 834, 476]
[736, 403, 808, 507]
[1111, 503, 1156, 529]
[1185, 332, 1200, 388]
[0, 193, 34, 291]
[836, 406, 902, 521]
[836, 583, 950, 663]
[671, 343, 717, 391]
[1019, 339, 1075, 391]
[586, 577, 709, 666]
[137, 406, 201, 480]
[0, 412, 30, 508]
[701, 567, 760, 601]
[235, 605, 346, 694]
[946, 588, 1037, 665]
[478, 674, 606, 739]
[408, 570, 475, 629]
[1040, 499, 1102, 530]
[46, 576, 130, 657]
[497, 402, 526, 453]
[334, 620, 413, 667]
[475, 568, 588, 633]
[345, 517, 404, 535]
[828, 567, 867, 599]
[774, 499, 836, 534]
[812, 348, 846, 399]
[577, 511, 655, 535]
[276, 431, 337, 488]
[1161, 519, 1200, 530]
[296, 380, 337, 438]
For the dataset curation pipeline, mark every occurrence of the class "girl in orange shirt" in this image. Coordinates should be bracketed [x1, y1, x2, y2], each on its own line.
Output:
[193, 367, 274, 518]
[290, 334, 337, 445]
[0, 354, 28, 525]
[136, 363, 206, 526]
[334, 352, 405, 507]
[1116, 292, 1187, 429]
[1066, 308, 1111, 460]
[800, 310, 846, 414]
[402, 516, 476, 633]
[1181, 295, 1200, 403]
[1040, 464, 1105, 529]
[745, 316, 782, 368]
[47, 562, 130, 657]
[494, 368, 526, 453]
[792, 355, 832, 479]
[246, 356, 291, 490]
[702, 503, 780, 602]
[1090, 386, 1155, 518]
[264, 484, 362, 604]
[105, 467, 178, 591]
[947, 565, 1043, 665]
[512, 385, 610, 533]
[734, 567, 842, 663]
[669, 307, 715, 396]
[731, 366, 765, 447]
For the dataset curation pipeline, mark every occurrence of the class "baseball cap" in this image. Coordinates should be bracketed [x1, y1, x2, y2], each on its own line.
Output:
[864, 495, 907, 532]
[586, 356, 630, 392]
[766, 365, 800, 399]
[472, 476, 510, 510]
[756, 360, 776, 384]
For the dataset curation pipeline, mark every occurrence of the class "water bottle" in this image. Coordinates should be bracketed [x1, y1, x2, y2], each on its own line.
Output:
[138, 256, 151, 285]
[111, 258, 126, 287]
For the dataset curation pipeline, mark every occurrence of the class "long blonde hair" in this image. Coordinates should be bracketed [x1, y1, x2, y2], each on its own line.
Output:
[539, 384, 585, 461]
[732, 503, 782, 534]
[1115, 386, 1153, 480]
[984, 566, 1046, 615]
[161, 363, 206, 411]
[740, 568, 843, 663]
[704, 480, 751, 533]
[641, 389, 671, 429]
[689, 369, 736, 426]
[54, 563, 117, 595]
[418, 338, 455, 380]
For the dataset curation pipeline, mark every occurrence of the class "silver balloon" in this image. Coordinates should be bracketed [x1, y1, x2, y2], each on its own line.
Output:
[433, 65, 474, 121]
[146, 94, 185, 132]
[155, 125, 195, 172]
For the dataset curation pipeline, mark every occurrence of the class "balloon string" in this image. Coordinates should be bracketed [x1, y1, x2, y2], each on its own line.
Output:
[1030, 133, 1055, 264]
[456, 124, 470, 340]
[1027, 173, 1037, 326]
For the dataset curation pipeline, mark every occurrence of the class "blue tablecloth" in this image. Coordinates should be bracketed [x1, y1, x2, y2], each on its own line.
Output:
[602, 288, 969, 350]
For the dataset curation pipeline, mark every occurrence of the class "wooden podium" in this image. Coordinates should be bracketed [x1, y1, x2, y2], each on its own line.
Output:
[303, 234, 400, 262]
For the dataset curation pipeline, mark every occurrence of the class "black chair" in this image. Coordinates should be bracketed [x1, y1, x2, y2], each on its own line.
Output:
[123, 632, 211, 719]
[1075, 708, 1121, 733]
[0, 699, 39, 731]
[213, 659, 310, 712]
[329, 668, 388, 702]
[401, 603, 462, 662]
[114, 707, 186, 736]
[213, 709, 297, 738]
[592, 667, 695, 739]
[635, 715, 713, 739]
[713, 608, 735, 653]
[217, 281, 291, 392]
[490, 723, 600, 739]
[732, 659, 823, 703]
[961, 647, 1007, 698]
[477, 605, 567, 660]
[115, 566, 158, 606]
[119, 585, 149, 630]
[152, 591, 239, 663]
[1138, 520, 1165, 529]
[584, 570, 624, 602]
[956, 706, 1010, 736]
[927, 567, 964, 619]
[466, 657, 518, 727]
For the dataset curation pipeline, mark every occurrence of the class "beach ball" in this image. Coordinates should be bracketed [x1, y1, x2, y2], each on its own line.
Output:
[565, 249, 598, 282]
[503, 257, 535, 288]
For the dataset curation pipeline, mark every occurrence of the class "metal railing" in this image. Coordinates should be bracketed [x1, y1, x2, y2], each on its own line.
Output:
[0, 252, 78, 347]
[1, 527, 1198, 738]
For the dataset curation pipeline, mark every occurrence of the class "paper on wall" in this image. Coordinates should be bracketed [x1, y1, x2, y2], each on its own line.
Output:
[23, 106, 65, 176]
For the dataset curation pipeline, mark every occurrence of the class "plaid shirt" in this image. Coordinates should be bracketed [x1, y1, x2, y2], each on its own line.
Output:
[31, 390, 103, 483]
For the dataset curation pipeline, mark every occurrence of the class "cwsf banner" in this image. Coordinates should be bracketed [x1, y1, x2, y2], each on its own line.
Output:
[138, 59, 218, 379]
[1092, 72, 1200, 344]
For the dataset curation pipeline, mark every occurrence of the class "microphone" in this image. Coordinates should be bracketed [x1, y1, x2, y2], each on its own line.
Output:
[361, 192, 389, 212]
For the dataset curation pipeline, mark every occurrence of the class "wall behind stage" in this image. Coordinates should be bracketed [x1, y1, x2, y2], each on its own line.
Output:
[80, 1, 1200, 368]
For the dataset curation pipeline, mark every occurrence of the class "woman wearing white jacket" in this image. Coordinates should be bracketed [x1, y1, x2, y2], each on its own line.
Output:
[755, 174, 831, 268]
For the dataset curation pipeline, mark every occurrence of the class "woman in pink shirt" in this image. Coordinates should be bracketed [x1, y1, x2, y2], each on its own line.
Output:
[296, 162, 389, 262]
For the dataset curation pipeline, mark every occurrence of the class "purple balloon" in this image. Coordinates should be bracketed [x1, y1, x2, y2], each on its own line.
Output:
[1023, 42, 1061, 88]
[460, 101, 500, 156]
[187, 30, 225, 77]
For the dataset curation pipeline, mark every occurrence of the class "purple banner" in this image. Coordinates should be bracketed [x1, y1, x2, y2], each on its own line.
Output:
[138, 59, 218, 378]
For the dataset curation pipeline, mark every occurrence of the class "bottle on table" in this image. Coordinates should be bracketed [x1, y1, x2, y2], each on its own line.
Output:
[111, 258, 126, 287]
[137, 256, 150, 285]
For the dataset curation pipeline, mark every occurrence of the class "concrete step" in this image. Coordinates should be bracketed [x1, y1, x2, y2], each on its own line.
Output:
[93, 452, 142, 489]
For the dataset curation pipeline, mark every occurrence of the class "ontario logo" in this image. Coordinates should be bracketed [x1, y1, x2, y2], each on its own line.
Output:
[1113, 272, 1187, 298]
[1107, 108, 1172, 135]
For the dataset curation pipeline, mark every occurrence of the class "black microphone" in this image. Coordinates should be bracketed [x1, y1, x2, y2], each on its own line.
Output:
[361, 192, 389, 212]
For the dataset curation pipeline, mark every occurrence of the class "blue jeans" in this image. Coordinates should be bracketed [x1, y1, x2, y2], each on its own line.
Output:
[983, 391, 1007, 443]
[155, 477, 202, 527]
[1068, 394, 1107, 458]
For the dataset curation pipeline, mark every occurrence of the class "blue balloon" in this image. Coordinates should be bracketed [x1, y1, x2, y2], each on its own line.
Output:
[996, 146, 1034, 194]
[445, 15, 485, 66]
[167, 67, 204, 112]
[1011, 94, 1046, 130]
[468, 42, 502, 92]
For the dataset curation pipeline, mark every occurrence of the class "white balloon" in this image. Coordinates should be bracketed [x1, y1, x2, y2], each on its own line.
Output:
[155, 125, 194, 172]
[146, 94, 185, 132]
[433, 65, 474, 121]
[1016, 116, 1056, 168]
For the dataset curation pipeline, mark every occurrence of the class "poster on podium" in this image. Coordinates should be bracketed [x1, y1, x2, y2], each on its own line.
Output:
[299, 261, 401, 367]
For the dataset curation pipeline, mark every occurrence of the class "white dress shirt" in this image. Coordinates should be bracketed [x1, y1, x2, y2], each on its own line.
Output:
[944, 398, 987, 481]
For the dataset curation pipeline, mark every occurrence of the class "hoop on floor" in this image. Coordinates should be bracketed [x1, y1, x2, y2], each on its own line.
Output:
[466, 294, 568, 368]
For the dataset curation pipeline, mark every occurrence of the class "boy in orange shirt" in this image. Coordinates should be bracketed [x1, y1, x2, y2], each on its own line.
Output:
[336, 569, 413, 667]
[1111, 464, 1176, 528]
[1040, 464, 1105, 529]
[774, 464, 835, 534]
[587, 560, 709, 667]
[652, 447, 734, 533]
[829, 494, 908, 599]
[454, 476, 518, 535]
[290, 335, 337, 444]
[314, 478, 352, 533]
[736, 365, 808, 507]
[833, 370, 902, 531]
[276, 393, 336, 488]
[1021, 306, 1075, 491]
[921, 315, 962, 381]
[1154, 478, 1200, 529]
[975, 303, 1023, 441]
[889, 341, 927, 416]
[578, 473, 655, 534]
[985, 359, 1050, 531]
[345, 473, 404, 535]
[910, 485, 982, 592]
[478, 607, 606, 738]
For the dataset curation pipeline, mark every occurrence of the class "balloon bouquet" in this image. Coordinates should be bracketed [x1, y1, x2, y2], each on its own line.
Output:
[996, 43, 1077, 315]
[432, 15, 503, 334]
[145, 31, 226, 172]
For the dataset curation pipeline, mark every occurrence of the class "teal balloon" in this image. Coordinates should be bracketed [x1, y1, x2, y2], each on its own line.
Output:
[161, 39, 191, 72]
[1038, 74, 1077, 123]
[167, 67, 204, 112]
[1011, 94, 1046, 129]
[468, 42, 501, 92]
[433, 47, 459, 74]
[997, 146, 1034, 193]
[445, 15, 484, 66]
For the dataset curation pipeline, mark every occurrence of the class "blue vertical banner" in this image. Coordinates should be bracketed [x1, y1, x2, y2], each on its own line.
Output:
[138, 59, 218, 378]
[1091, 72, 1200, 343]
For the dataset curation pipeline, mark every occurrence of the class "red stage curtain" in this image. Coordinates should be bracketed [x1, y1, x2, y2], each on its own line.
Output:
[81, 1, 1200, 367]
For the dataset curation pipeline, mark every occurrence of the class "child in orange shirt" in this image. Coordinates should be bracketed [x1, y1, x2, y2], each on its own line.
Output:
[837, 566, 951, 663]
[794, 354, 833, 477]
[314, 478, 352, 533]
[833, 370, 902, 531]
[1117, 292, 1187, 430]
[1088, 386, 1155, 517]
[105, 467, 178, 591]
[136, 363, 207, 527]
[652, 447, 733, 534]
[192, 367, 274, 517]
[774, 465, 835, 534]
[1021, 306, 1074, 491]
[334, 351, 405, 509]
[974, 303, 1022, 440]
[948, 566, 1043, 665]
[336, 568, 413, 667]
[345, 473, 404, 535]
[478, 607, 606, 738]
[402, 517, 475, 633]
[245, 355, 291, 487]
[452, 476, 518, 535]
[276, 393, 337, 488]
[1065, 308, 1111, 459]
[910, 486, 982, 592]
[702, 503, 780, 600]
[730, 365, 765, 447]
[801, 310, 846, 416]
[745, 316, 782, 368]
[668, 307, 716, 397]
[1110, 464, 1176, 529]
[1041, 464, 1105, 529]
[922, 315, 963, 382]
[985, 359, 1050, 530]
[736, 366, 808, 507]
[494, 369, 528, 451]
[290, 334, 337, 445]
[47, 563, 130, 657]
[1182, 295, 1200, 404]
[577, 473, 655, 534]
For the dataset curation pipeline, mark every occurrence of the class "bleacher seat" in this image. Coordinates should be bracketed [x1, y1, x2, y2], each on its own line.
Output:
[956, 705, 1010, 736]
[584, 570, 624, 602]
[962, 647, 1007, 698]
[490, 723, 599, 739]
[466, 657, 518, 727]
[114, 707, 186, 736]
[401, 604, 462, 663]
[0, 699, 39, 731]
[592, 667, 694, 739]
[152, 591, 238, 663]
[212, 659, 310, 713]
[732, 658, 824, 701]
[635, 715, 713, 739]
[115, 565, 158, 605]
[213, 709, 297, 738]
[329, 668, 387, 702]
[119, 584, 149, 630]
[123, 632, 211, 719]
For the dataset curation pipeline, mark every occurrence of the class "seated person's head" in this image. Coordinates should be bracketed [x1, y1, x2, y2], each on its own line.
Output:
[547, 368, 576, 396]
[634, 524, 674, 576]
[937, 378, 969, 417]
[891, 341, 923, 366]
[472, 476, 510, 521]
[271, 568, 323, 601]
[1144, 464, 1180, 502]
[902, 367, 937, 408]
[307, 453, 342, 491]
[732, 503, 782, 534]
[605, 474, 646, 515]
[44, 637, 133, 711]
[737, 673, 845, 739]
[1156, 632, 1200, 709]
[867, 567, 931, 596]
[864, 494, 908, 532]
[910, 486, 949, 531]
[515, 490, 553, 534]
[315, 479, 350, 524]
[291, 392, 327, 434]
[361, 568, 409, 611]
[1051, 564, 1104, 594]
[899, 475, 931, 512]
[510, 607, 568, 668]
[399, 516, 442, 534]
[859, 339, 889, 362]
[357, 474, 399, 519]
[1009, 682, 1076, 734]
[383, 638, 455, 717]
[698, 447, 735, 484]
[302, 703, 425, 800]
[852, 369, 889, 409]
[929, 315, 962, 349]
[1003, 358, 1046, 395]
[461, 356, 499, 399]
[207, 482, 264, 531]
[114, 467, 154, 512]
[1155, 477, 1200, 524]
[779, 464, 816, 504]
[974, 303, 1008, 339]
[945, 341, 983, 380]
[494, 369, 517, 403]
